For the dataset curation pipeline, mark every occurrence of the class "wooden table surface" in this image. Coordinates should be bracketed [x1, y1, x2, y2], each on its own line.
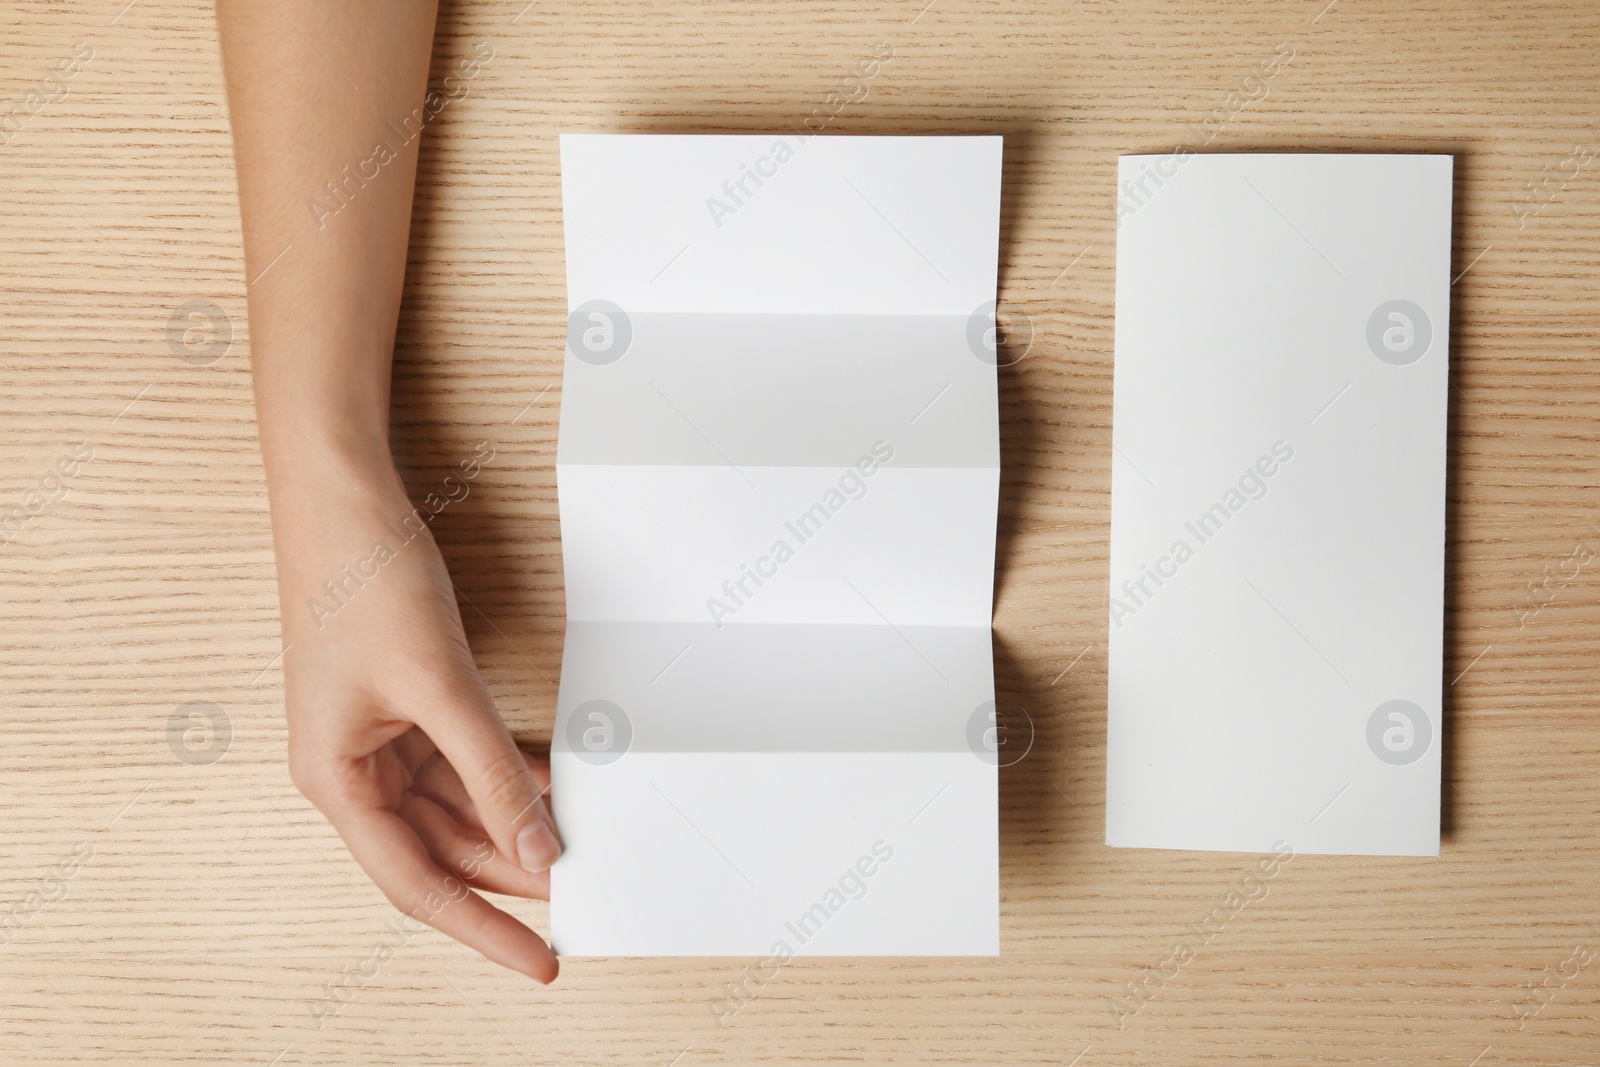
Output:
[4, 0, 1599, 1063]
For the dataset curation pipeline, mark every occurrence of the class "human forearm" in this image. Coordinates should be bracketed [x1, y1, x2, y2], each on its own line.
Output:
[218, 0, 438, 488]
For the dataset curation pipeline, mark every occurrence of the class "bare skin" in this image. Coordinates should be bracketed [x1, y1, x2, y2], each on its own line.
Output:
[217, 1, 561, 981]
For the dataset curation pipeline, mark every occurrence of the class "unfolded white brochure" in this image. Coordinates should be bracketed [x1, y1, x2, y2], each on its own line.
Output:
[553, 134, 1003, 955]
[1106, 153, 1452, 857]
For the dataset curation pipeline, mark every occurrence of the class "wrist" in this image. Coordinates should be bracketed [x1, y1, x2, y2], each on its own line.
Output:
[259, 429, 415, 583]
[258, 407, 399, 500]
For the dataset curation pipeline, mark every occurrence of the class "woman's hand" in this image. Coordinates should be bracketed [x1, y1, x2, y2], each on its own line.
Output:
[218, 0, 561, 977]
[273, 458, 562, 982]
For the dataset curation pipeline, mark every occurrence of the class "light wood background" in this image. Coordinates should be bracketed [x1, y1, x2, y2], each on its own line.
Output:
[3, 0, 1599, 1063]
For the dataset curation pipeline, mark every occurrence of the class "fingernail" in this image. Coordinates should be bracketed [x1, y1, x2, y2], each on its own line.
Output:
[516, 818, 561, 873]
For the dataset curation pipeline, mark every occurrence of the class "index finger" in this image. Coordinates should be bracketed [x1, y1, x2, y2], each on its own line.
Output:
[327, 798, 559, 983]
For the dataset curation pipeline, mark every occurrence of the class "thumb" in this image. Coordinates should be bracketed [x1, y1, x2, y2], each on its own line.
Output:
[421, 688, 562, 874]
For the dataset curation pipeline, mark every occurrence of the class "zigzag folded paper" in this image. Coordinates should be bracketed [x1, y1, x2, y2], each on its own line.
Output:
[552, 134, 1004, 955]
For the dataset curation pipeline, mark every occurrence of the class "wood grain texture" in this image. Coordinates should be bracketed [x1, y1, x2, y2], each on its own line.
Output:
[3, 0, 1599, 1062]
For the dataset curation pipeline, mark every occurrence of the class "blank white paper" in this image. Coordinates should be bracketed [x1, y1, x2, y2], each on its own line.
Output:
[1106, 153, 1452, 857]
[553, 134, 1003, 955]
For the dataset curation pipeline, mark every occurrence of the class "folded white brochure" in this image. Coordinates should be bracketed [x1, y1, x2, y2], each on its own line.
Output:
[552, 134, 1003, 955]
[1106, 153, 1452, 857]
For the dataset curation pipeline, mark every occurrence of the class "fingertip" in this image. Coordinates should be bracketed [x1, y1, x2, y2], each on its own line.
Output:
[515, 817, 562, 873]
[527, 953, 559, 984]
[509, 938, 558, 984]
